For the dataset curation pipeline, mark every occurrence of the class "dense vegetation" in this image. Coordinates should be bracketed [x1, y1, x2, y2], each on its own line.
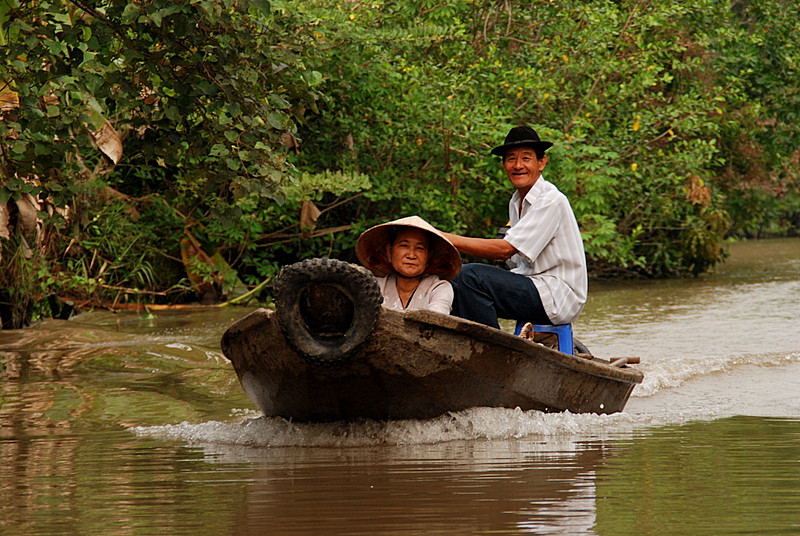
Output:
[1, 0, 799, 327]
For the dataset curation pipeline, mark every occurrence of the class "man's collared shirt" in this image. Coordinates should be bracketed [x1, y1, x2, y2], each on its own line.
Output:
[503, 176, 588, 324]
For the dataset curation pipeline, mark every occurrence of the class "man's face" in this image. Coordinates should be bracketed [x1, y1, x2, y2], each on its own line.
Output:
[503, 147, 547, 192]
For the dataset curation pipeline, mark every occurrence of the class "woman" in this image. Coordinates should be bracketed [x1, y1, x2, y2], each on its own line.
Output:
[356, 216, 461, 315]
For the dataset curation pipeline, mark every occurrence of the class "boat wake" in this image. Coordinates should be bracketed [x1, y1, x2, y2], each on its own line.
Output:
[132, 406, 647, 448]
[630, 350, 800, 397]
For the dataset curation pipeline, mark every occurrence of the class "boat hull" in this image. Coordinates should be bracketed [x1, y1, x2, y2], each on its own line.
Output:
[221, 307, 643, 421]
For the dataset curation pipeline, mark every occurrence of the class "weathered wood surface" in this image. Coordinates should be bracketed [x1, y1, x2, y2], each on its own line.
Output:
[221, 307, 643, 421]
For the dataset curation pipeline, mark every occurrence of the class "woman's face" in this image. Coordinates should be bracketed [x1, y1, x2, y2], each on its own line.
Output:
[387, 227, 430, 279]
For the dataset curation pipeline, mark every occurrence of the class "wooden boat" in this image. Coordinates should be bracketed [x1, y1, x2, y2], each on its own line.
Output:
[220, 258, 643, 422]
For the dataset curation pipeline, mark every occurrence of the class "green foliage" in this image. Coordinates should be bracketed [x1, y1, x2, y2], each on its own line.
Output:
[288, 169, 371, 202]
[289, 0, 754, 275]
[1, 0, 319, 210]
[0, 0, 321, 315]
[0, 234, 47, 327]
[708, 0, 800, 238]
[2, 0, 800, 325]
[51, 196, 187, 303]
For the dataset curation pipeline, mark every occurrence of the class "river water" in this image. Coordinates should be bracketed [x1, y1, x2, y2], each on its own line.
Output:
[1, 238, 799, 535]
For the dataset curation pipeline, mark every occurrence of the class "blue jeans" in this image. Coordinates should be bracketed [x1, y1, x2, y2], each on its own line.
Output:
[451, 263, 551, 328]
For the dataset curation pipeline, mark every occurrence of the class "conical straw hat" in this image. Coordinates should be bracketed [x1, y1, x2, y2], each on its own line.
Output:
[356, 216, 462, 281]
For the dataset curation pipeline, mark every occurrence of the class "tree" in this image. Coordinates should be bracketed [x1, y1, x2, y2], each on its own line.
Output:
[2, 0, 799, 327]
[0, 0, 320, 325]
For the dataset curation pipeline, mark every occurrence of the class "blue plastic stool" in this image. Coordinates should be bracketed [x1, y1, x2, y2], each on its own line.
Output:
[514, 321, 574, 355]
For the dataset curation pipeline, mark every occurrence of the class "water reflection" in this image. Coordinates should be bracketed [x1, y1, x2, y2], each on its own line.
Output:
[197, 439, 609, 535]
[0, 308, 254, 438]
[0, 431, 252, 536]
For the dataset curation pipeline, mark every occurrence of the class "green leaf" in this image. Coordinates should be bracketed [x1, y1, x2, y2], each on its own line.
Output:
[197, 80, 218, 95]
[303, 70, 323, 87]
[210, 144, 230, 157]
[147, 10, 164, 28]
[252, 0, 271, 17]
[266, 111, 287, 129]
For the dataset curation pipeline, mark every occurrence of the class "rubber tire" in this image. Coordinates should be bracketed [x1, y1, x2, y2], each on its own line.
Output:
[574, 338, 591, 356]
[273, 258, 382, 365]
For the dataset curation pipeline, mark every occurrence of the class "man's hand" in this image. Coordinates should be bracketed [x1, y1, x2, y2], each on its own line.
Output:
[441, 233, 518, 261]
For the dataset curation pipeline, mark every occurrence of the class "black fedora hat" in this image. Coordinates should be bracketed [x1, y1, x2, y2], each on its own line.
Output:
[490, 126, 553, 156]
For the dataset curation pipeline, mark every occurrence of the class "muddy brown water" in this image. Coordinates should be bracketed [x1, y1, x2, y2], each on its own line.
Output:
[1, 238, 799, 535]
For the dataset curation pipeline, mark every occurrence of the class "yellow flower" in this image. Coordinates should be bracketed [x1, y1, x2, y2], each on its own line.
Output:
[631, 163, 638, 172]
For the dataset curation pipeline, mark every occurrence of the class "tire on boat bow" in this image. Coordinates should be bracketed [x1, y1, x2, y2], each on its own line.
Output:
[273, 258, 383, 364]
[574, 339, 591, 356]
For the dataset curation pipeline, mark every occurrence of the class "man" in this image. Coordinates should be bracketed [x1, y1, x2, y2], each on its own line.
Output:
[441, 125, 587, 328]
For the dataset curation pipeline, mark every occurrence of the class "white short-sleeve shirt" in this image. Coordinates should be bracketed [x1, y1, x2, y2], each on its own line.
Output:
[503, 176, 588, 324]
[377, 274, 453, 315]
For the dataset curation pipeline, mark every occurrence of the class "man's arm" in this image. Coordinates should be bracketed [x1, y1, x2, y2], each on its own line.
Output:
[441, 232, 518, 261]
